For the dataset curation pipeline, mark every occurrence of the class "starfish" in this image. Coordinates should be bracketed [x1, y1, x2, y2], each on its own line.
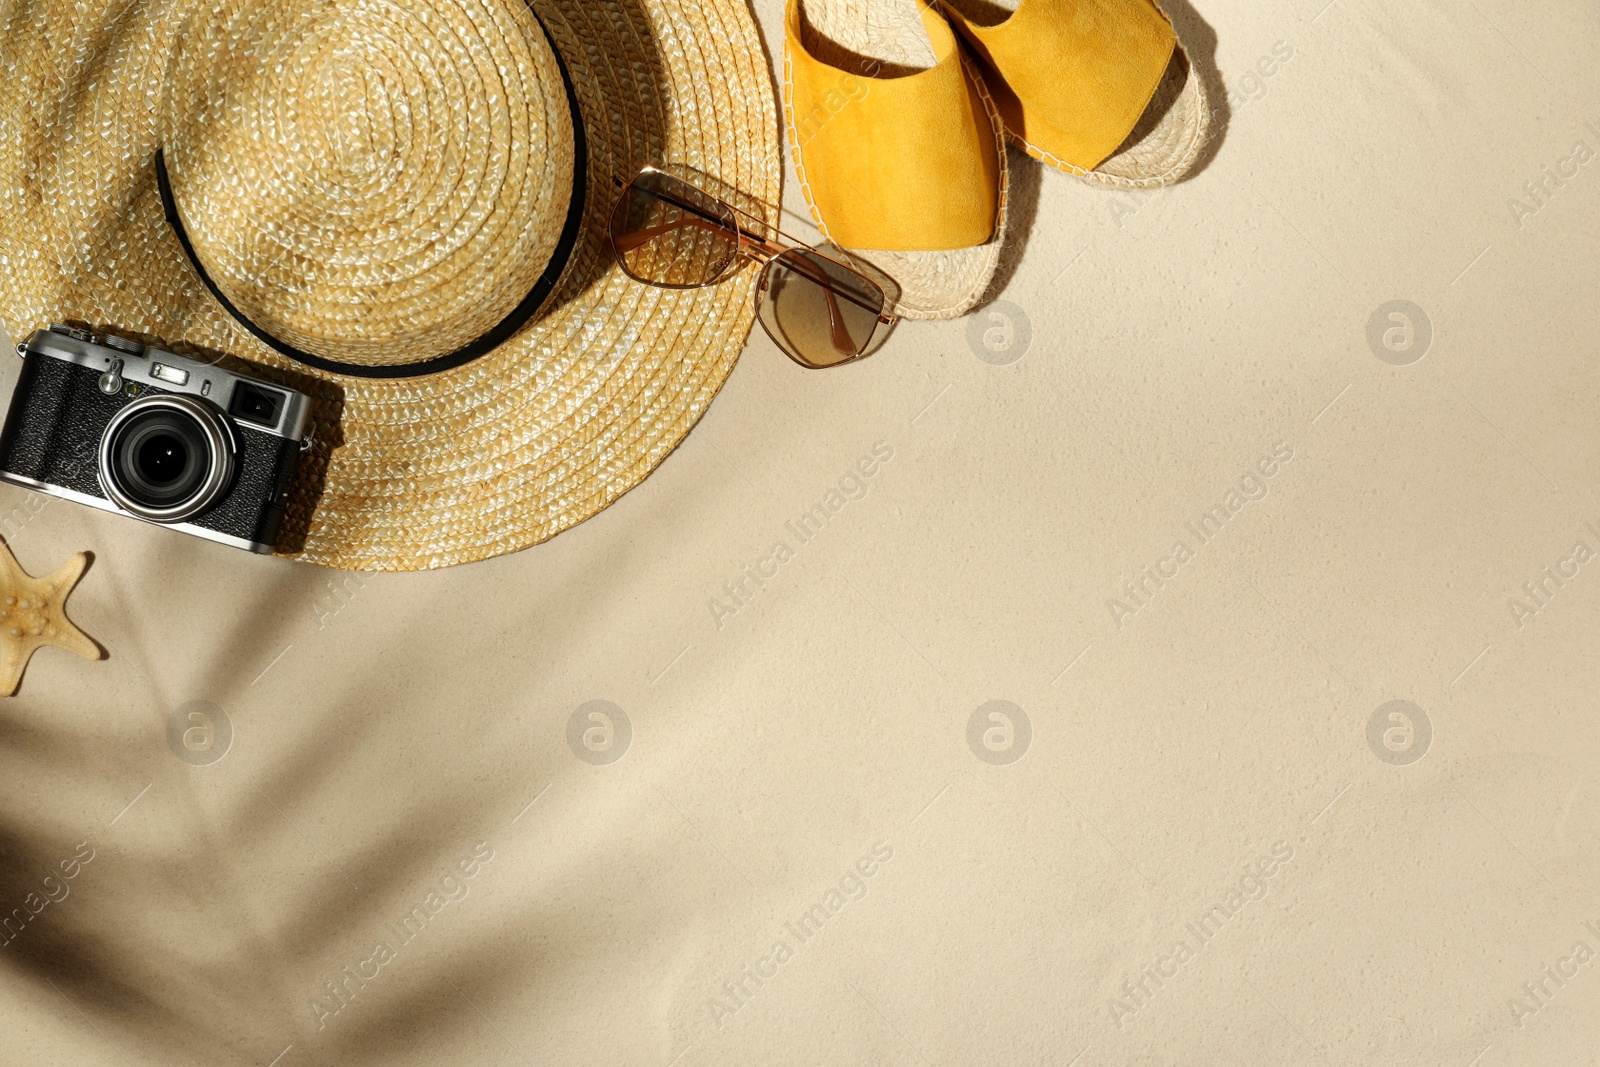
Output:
[0, 540, 100, 696]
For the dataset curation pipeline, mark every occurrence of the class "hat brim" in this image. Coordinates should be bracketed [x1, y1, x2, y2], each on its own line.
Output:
[0, 0, 779, 570]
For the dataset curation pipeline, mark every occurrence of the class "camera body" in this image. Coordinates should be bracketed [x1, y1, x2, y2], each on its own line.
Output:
[0, 325, 312, 554]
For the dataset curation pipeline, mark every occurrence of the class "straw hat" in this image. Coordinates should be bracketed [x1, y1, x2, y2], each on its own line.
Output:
[0, 0, 778, 570]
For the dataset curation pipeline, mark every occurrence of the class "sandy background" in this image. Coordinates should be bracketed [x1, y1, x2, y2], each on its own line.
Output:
[3, 0, 1600, 1064]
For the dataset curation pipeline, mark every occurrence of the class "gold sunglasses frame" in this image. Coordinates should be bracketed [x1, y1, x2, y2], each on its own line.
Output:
[608, 166, 897, 369]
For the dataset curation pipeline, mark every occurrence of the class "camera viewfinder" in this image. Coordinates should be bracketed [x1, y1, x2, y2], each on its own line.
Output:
[230, 382, 285, 428]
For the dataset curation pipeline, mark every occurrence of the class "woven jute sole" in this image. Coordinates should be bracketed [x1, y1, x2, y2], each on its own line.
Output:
[785, 0, 1009, 321]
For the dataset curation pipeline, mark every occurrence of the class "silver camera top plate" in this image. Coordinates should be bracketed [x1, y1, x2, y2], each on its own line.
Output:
[26, 326, 312, 444]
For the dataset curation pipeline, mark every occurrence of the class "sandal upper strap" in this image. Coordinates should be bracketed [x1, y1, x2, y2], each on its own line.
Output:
[786, 0, 1001, 251]
[941, 0, 1176, 171]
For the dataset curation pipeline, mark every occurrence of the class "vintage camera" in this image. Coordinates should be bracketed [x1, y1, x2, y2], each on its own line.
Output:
[0, 324, 312, 553]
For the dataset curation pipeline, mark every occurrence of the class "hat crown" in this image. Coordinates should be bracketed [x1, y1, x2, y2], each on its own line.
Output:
[165, 0, 576, 369]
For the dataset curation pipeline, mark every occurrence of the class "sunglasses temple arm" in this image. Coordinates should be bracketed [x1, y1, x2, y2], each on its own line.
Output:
[750, 245, 863, 357]
[615, 215, 796, 272]
[822, 287, 857, 355]
[612, 215, 734, 254]
[761, 244, 889, 331]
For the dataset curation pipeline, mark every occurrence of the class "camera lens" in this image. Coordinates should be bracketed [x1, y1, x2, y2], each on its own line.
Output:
[99, 396, 236, 523]
[116, 414, 206, 505]
[140, 434, 188, 484]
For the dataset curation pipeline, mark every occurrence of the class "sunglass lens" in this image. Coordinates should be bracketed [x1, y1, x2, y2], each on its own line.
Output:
[610, 170, 740, 287]
[757, 249, 885, 368]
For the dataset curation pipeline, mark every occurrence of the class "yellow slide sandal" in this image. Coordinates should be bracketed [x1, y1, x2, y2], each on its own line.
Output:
[784, 0, 1010, 320]
[940, 0, 1211, 187]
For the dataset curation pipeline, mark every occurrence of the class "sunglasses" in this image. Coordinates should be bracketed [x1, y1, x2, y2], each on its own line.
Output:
[608, 166, 897, 369]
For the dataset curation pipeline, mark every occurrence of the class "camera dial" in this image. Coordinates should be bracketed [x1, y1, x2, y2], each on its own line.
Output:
[98, 394, 237, 523]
